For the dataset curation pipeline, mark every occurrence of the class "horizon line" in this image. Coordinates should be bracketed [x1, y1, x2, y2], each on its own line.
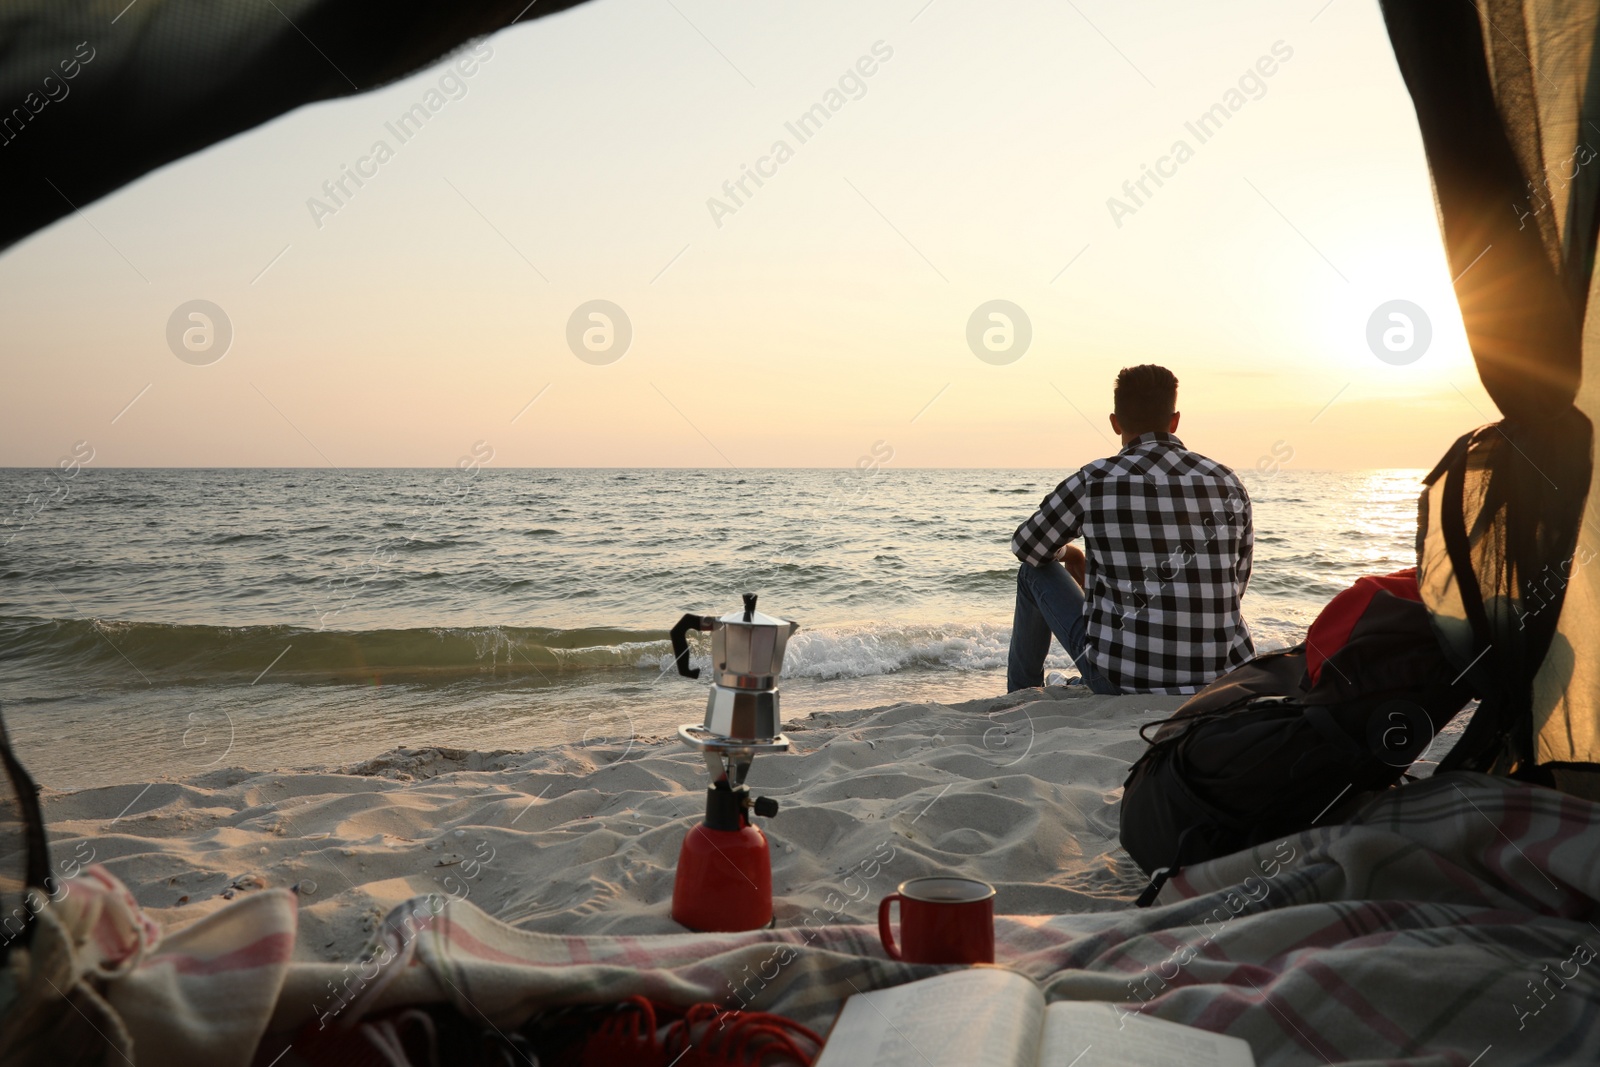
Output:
[0, 464, 1433, 473]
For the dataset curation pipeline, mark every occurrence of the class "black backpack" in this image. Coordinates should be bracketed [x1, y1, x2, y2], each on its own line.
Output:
[1118, 574, 1476, 893]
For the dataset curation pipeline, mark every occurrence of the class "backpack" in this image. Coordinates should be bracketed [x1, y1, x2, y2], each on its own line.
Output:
[1118, 569, 1476, 891]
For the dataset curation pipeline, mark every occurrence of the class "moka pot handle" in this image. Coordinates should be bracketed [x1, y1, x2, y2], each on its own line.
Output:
[670, 613, 716, 679]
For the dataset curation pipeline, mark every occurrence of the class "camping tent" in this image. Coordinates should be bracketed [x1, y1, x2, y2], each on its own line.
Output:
[1381, 0, 1599, 796]
[3, 1, 1600, 1060]
[0, 0, 585, 252]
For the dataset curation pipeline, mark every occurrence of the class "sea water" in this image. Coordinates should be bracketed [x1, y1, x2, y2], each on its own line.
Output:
[0, 467, 1424, 787]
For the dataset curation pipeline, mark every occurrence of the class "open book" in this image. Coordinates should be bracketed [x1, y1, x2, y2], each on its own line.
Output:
[815, 969, 1254, 1067]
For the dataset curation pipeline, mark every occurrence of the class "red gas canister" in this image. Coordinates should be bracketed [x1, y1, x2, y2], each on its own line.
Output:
[671, 817, 774, 932]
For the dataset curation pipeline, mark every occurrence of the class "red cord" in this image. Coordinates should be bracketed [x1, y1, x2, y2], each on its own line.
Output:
[573, 996, 823, 1067]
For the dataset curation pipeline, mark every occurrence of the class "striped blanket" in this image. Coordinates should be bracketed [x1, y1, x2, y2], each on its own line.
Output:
[10, 771, 1600, 1064]
[0, 865, 298, 1065]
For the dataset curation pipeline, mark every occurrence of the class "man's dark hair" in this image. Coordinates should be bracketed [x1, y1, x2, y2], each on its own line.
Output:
[1114, 364, 1178, 434]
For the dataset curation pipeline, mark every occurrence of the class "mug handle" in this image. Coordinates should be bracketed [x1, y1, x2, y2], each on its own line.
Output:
[878, 894, 904, 960]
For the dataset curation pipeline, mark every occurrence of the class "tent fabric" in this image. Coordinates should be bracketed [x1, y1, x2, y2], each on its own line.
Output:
[0, 707, 50, 971]
[1380, 0, 1599, 789]
[0, 0, 593, 253]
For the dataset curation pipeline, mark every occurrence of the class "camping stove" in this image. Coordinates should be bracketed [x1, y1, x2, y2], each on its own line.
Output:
[668, 593, 796, 932]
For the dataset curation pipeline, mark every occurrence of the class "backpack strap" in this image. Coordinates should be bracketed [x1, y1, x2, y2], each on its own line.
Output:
[1134, 826, 1197, 908]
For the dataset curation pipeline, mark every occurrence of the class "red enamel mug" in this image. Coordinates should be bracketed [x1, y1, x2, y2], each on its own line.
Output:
[878, 876, 995, 965]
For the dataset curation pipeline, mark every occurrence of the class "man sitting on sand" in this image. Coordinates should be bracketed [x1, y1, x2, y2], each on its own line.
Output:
[1007, 364, 1254, 695]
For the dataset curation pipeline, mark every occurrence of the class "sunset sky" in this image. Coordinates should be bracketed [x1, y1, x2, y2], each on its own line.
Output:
[0, 0, 1493, 472]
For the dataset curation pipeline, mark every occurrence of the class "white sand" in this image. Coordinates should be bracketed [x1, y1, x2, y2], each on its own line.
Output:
[39, 688, 1188, 961]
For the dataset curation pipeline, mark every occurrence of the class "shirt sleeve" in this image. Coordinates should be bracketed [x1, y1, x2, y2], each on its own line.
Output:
[1233, 479, 1254, 591]
[1012, 472, 1087, 567]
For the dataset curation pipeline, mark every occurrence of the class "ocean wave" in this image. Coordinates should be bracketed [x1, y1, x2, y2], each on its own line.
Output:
[0, 616, 671, 684]
[394, 537, 480, 551]
[1, 615, 1027, 686]
[2, 609, 1316, 689]
[636, 622, 1018, 681]
[208, 531, 277, 544]
[785, 623, 1016, 678]
[945, 568, 1018, 591]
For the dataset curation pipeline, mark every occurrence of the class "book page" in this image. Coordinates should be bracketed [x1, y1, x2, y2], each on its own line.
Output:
[815, 968, 1045, 1067]
[1038, 1003, 1255, 1067]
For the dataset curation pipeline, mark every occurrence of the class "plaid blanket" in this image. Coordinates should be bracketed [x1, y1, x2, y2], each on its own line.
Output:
[261, 771, 1600, 1066]
[12, 771, 1600, 1064]
[0, 866, 297, 1066]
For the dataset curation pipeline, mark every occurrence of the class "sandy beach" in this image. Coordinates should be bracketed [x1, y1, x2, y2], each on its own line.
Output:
[38, 688, 1190, 962]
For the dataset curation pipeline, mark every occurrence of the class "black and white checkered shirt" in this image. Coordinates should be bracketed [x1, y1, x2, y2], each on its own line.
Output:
[1011, 432, 1254, 694]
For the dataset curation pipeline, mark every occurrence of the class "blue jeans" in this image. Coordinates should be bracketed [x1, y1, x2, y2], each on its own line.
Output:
[1007, 562, 1119, 694]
